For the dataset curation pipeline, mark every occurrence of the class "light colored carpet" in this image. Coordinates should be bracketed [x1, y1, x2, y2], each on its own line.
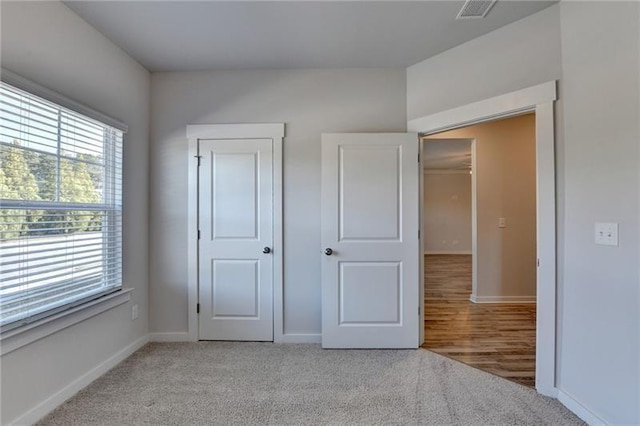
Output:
[39, 342, 583, 425]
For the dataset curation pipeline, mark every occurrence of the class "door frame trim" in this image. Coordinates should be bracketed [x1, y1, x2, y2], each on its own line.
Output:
[186, 123, 285, 342]
[409, 81, 557, 397]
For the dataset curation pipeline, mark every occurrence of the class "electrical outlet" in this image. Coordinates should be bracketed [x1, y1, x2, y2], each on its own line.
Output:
[132, 304, 139, 320]
[595, 223, 618, 246]
[499, 217, 506, 228]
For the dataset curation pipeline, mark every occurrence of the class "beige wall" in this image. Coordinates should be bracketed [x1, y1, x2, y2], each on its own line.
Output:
[423, 172, 472, 254]
[427, 114, 537, 300]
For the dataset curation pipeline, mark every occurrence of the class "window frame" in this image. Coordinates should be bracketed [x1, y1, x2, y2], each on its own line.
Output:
[0, 69, 130, 352]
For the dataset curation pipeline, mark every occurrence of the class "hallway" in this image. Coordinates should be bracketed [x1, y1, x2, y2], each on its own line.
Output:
[422, 254, 537, 387]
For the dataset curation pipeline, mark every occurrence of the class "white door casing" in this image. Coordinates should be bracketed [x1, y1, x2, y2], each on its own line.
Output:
[408, 81, 557, 396]
[198, 138, 273, 341]
[187, 124, 283, 343]
[321, 133, 420, 348]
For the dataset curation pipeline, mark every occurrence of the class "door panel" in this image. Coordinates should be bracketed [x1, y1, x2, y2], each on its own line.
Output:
[211, 259, 258, 317]
[321, 133, 419, 348]
[199, 139, 273, 341]
[339, 262, 401, 324]
[340, 146, 401, 241]
[212, 153, 259, 239]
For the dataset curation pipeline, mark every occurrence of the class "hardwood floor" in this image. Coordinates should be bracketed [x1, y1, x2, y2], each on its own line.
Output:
[422, 254, 537, 388]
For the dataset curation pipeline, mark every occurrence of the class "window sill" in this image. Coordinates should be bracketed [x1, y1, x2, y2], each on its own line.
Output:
[0, 289, 132, 356]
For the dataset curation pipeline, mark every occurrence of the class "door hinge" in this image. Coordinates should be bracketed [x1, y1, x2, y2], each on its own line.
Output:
[197, 303, 200, 314]
[418, 153, 420, 163]
[418, 229, 420, 239]
[198, 230, 201, 240]
[418, 306, 421, 315]
[537, 258, 540, 267]
[194, 155, 202, 166]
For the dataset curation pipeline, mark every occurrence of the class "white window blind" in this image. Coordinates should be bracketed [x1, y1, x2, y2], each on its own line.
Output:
[0, 81, 123, 331]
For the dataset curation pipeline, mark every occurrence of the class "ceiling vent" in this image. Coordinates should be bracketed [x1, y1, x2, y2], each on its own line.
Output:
[456, 0, 497, 19]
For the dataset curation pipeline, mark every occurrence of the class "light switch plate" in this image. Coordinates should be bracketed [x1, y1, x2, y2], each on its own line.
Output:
[498, 217, 506, 228]
[595, 222, 618, 246]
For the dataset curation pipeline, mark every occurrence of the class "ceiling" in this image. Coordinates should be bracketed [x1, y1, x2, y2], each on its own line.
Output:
[423, 139, 472, 170]
[64, 1, 556, 72]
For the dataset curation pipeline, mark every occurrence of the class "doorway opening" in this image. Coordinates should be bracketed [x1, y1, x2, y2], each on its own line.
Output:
[421, 113, 537, 388]
[411, 82, 557, 395]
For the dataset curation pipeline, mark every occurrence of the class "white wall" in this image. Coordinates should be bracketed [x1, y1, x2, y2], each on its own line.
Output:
[1, 1, 637, 424]
[149, 69, 406, 337]
[558, 2, 639, 424]
[408, 3, 640, 423]
[407, 4, 561, 121]
[427, 115, 537, 300]
[0, 2, 150, 424]
[423, 172, 472, 254]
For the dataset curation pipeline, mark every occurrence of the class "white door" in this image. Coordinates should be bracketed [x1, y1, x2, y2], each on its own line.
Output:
[321, 133, 420, 348]
[198, 139, 273, 341]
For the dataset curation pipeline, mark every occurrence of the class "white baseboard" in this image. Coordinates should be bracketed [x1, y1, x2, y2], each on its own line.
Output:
[424, 251, 472, 255]
[10, 334, 149, 426]
[149, 332, 192, 342]
[470, 295, 536, 304]
[557, 390, 607, 425]
[539, 386, 559, 399]
[279, 333, 322, 344]
[149, 332, 320, 343]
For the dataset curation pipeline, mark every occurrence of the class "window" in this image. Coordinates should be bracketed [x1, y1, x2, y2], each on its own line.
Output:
[0, 81, 124, 331]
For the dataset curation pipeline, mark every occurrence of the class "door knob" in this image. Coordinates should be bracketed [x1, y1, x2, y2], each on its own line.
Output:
[263, 247, 271, 254]
[324, 248, 333, 256]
